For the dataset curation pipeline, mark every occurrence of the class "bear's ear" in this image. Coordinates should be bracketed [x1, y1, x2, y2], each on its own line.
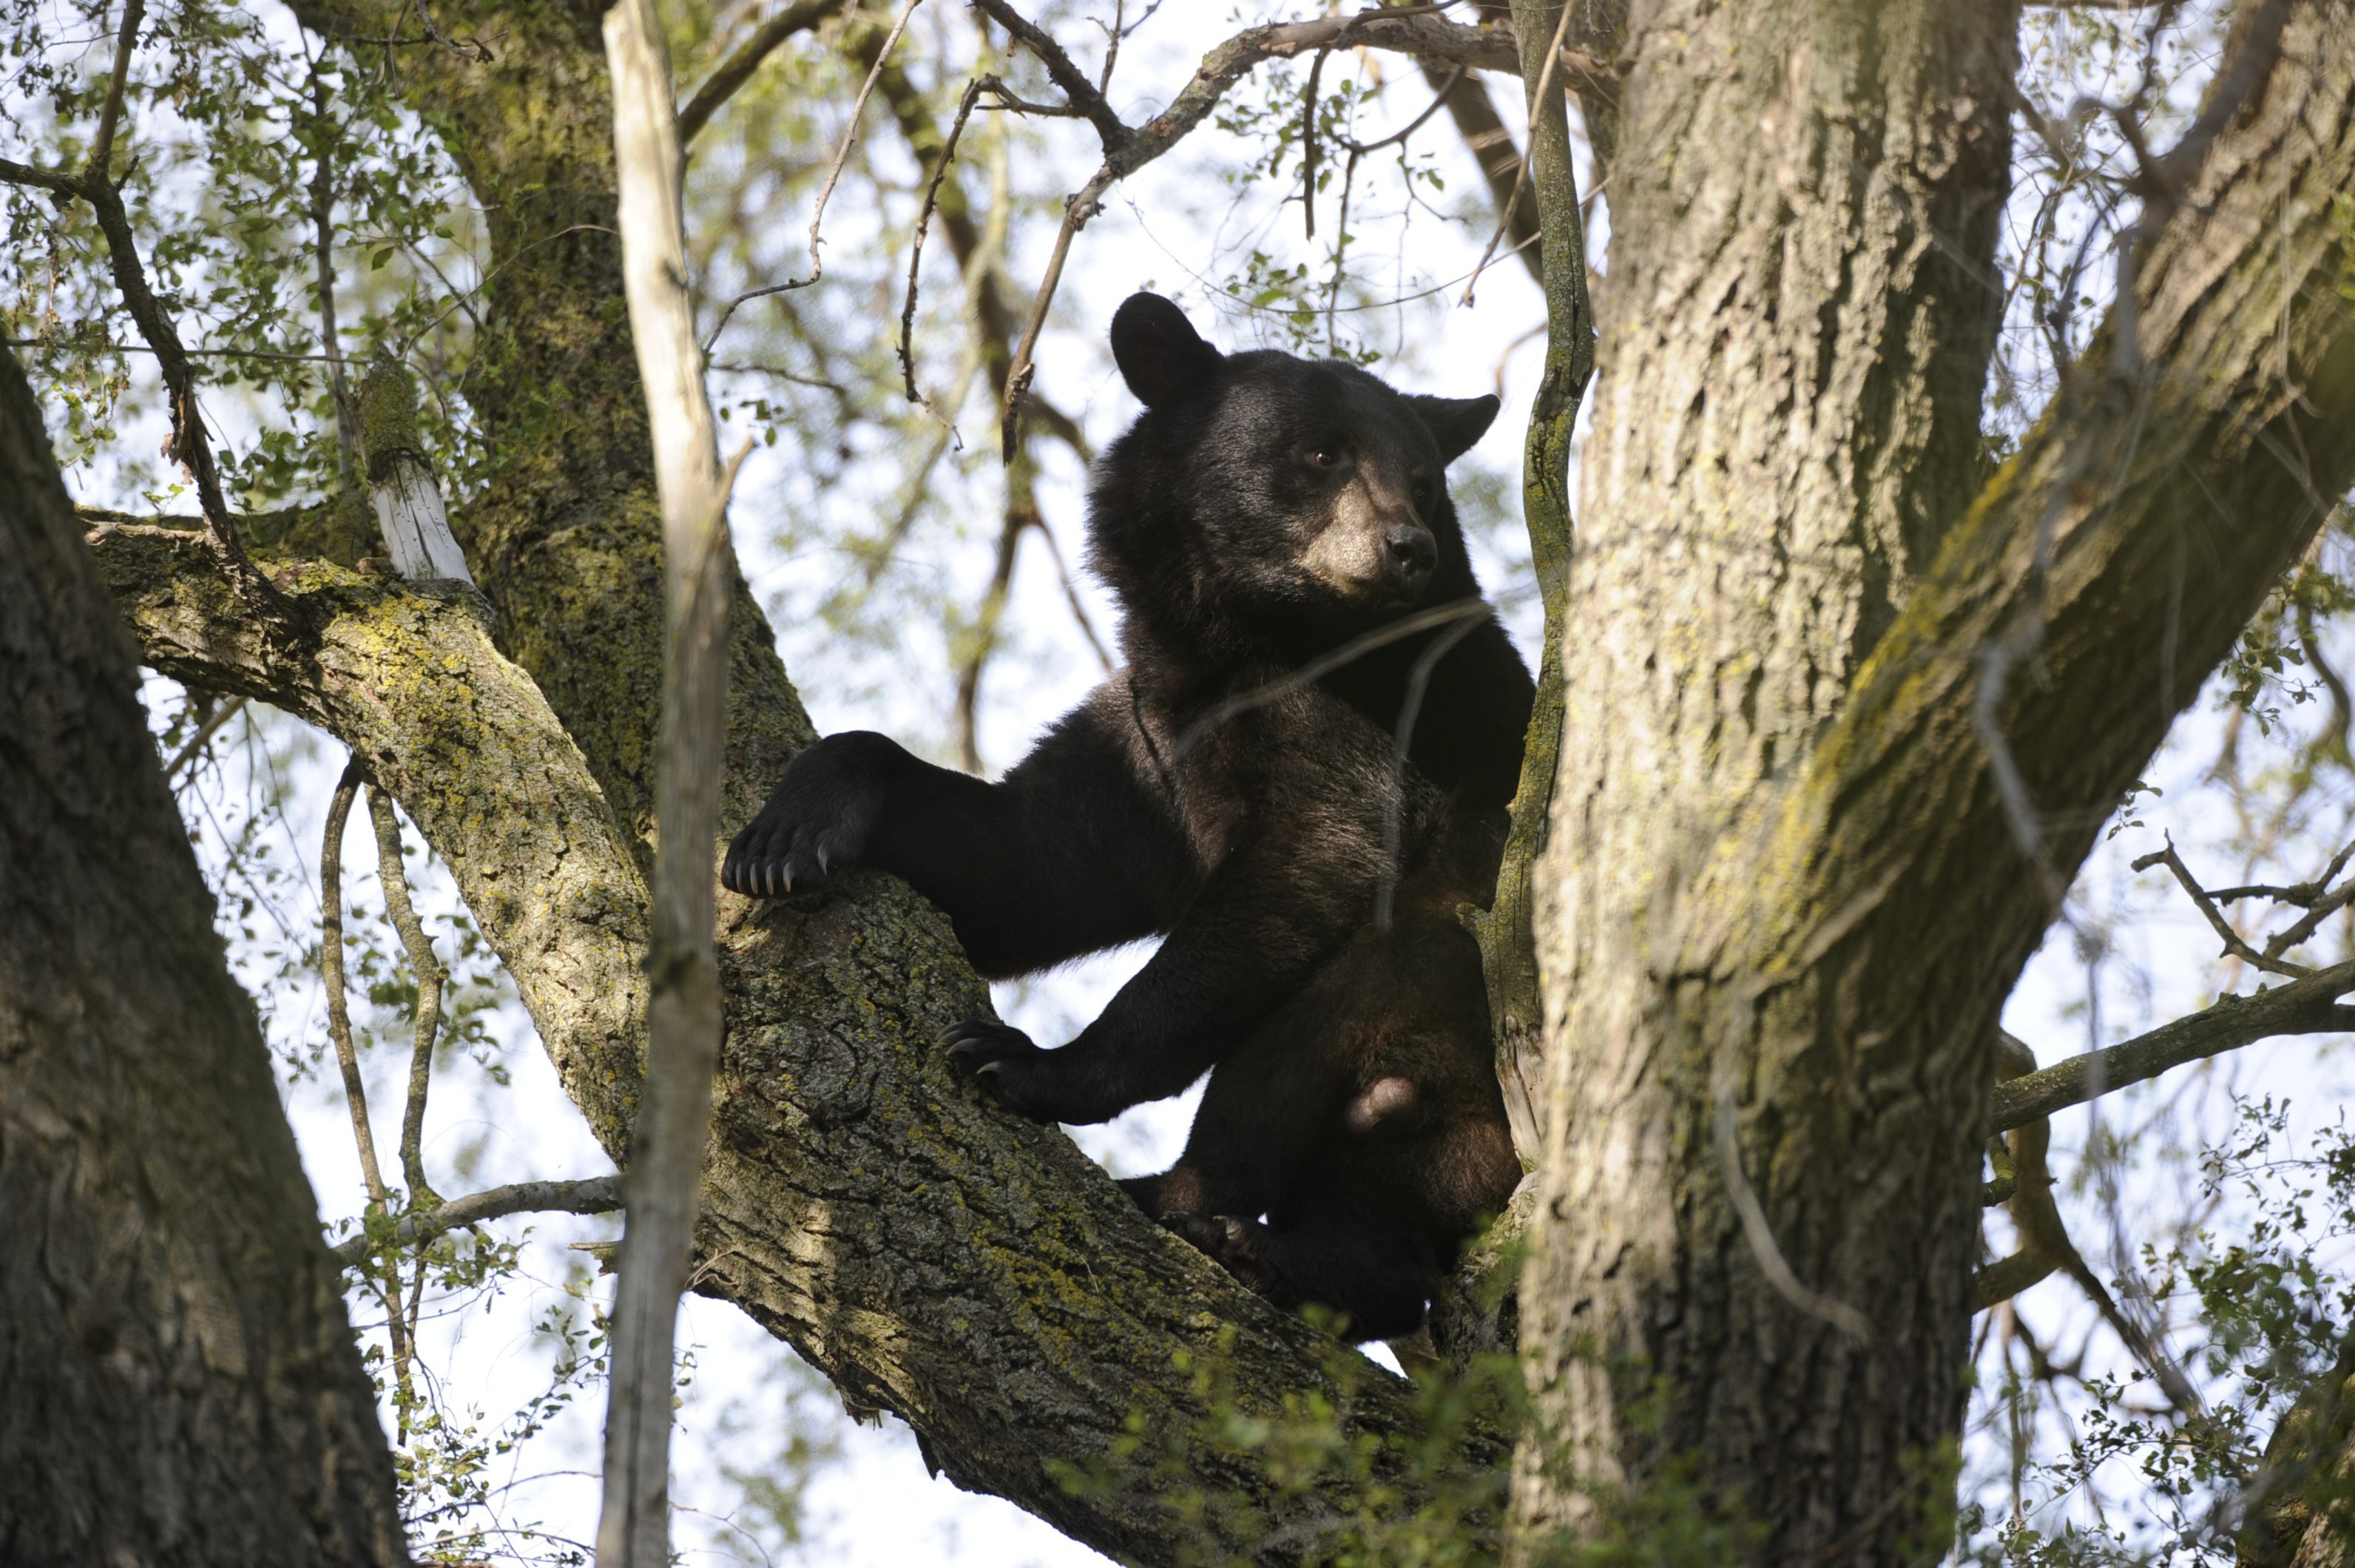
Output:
[1405, 393, 1501, 464]
[1111, 292, 1223, 408]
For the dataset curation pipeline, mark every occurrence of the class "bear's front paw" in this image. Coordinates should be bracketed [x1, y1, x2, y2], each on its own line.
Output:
[722, 734, 896, 899]
[941, 1020, 1092, 1123]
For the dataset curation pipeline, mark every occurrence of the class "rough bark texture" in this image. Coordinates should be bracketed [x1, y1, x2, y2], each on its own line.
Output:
[80, 5, 1505, 1559]
[1513, 1, 2355, 1560]
[0, 347, 407, 1565]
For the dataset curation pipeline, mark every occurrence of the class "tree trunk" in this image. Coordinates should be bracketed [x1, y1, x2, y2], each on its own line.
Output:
[1513, 1, 2355, 1560]
[0, 343, 407, 1564]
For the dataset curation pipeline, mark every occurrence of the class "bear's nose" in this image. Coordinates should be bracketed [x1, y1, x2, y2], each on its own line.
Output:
[1384, 523, 1436, 589]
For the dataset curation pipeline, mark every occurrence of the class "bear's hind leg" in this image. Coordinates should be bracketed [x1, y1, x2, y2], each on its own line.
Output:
[1160, 1212, 1438, 1342]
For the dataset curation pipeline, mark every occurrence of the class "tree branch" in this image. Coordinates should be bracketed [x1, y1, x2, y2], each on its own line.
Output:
[990, 1, 1609, 453]
[87, 524, 1498, 1567]
[601, 4, 742, 1556]
[1995, 963, 2355, 1132]
[1790, 0, 2355, 1035]
[331, 1176, 625, 1267]
[676, 0, 850, 147]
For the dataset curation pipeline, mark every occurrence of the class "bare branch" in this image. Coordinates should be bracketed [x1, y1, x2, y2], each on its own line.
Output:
[322, 757, 389, 1210]
[368, 785, 445, 1208]
[331, 1176, 625, 1266]
[702, 0, 922, 354]
[1459, 0, 1577, 304]
[970, 0, 1133, 154]
[87, 0, 143, 180]
[677, 0, 851, 146]
[2133, 837, 2315, 977]
[1993, 962, 2355, 1132]
[0, 144, 262, 584]
[162, 693, 243, 781]
[992, 1, 1609, 456]
[1976, 1036, 2203, 1415]
[601, 2, 759, 1558]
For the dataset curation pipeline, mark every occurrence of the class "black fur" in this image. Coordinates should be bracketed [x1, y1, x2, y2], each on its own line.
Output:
[725, 294, 1533, 1339]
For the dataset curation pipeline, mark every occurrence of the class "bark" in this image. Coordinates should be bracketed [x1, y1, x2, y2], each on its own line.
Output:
[89, 6, 1507, 1556]
[0, 345, 405, 1563]
[1514, 1, 2355, 1560]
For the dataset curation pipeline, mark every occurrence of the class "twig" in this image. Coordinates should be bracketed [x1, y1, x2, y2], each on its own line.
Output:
[368, 785, 445, 1209]
[331, 1175, 625, 1265]
[999, 166, 1109, 459]
[1031, 515, 1112, 671]
[970, 0, 1133, 155]
[1300, 41, 1334, 240]
[408, 1, 493, 63]
[2109, 0, 2292, 379]
[1715, 1080, 1873, 1342]
[1459, 0, 1577, 305]
[701, 0, 923, 355]
[87, 0, 143, 180]
[1373, 611, 1483, 928]
[2208, 839, 2355, 905]
[1171, 597, 1495, 759]
[2133, 836, 2314, 977]
[0, 138, 260, 584]
[899, 75, 991, 407]
[952, 462, 1039, 771]
[163, 694, 244, 781]
[1993, 960, 2355, 1132]
[676, 0, 851, 146]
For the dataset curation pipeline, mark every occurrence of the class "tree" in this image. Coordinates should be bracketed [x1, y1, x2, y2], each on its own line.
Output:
[6, 0, 2355, 1564]
[0, 344, 406, 1563]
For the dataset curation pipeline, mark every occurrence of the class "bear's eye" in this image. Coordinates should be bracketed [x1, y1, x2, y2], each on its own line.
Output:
[1301, 445, 1344, 472]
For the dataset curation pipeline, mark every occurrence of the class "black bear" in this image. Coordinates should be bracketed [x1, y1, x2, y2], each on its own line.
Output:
[723, 293, 1532, 1339]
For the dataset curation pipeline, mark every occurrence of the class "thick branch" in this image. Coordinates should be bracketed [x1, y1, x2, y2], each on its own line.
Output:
[1803, 0, 2355, 1004]
[89, 528, 1501, 1566]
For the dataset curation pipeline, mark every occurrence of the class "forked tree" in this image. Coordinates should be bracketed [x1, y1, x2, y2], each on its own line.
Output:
[4, 1, 2355, 1564]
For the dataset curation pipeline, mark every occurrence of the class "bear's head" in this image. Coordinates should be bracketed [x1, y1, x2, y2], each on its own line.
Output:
[1086, 291, 1499, 659]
